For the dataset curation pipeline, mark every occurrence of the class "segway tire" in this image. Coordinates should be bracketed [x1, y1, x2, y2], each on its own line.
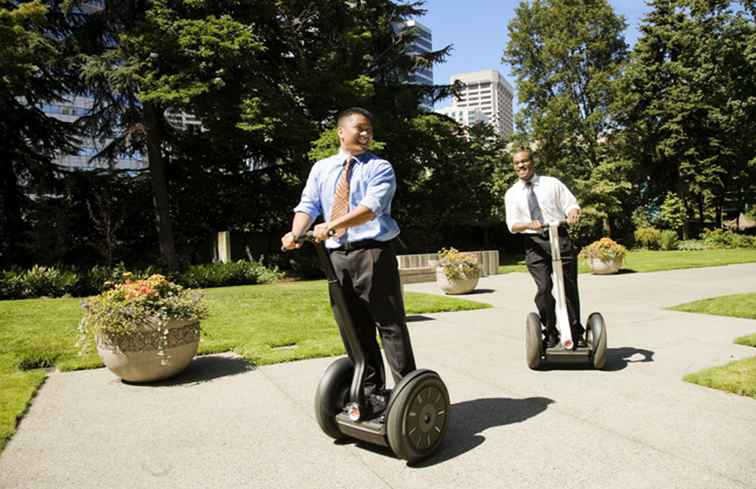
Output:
[526, 313, 544, 370]
[386, 370, 449, 464]
[314, 357, 353, 440]
[587, 312, 607, 369]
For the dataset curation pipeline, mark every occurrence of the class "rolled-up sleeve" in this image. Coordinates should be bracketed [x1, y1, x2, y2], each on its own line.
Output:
[359, 160, 396, 215]
[293, 164, 322, 219]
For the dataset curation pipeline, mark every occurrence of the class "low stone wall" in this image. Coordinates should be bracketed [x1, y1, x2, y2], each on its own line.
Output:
[397, 250, 500, 285]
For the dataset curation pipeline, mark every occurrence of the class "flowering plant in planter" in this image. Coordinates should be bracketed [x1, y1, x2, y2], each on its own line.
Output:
[579, 238, 627, 262]
[437, 248, 480, 281]
[79, 273, 208, 382]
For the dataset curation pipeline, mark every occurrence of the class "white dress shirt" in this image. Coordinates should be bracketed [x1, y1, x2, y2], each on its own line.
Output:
[504, 174, 580, 234]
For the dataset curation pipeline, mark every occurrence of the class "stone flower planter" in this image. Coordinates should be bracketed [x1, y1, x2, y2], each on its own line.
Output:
[96, 318, 200, 383]
[587, 256, 623, 275]
[436, 267, 480, 295]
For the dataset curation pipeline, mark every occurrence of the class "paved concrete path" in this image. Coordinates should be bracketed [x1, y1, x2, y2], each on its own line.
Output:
[1, 264, 755, 489]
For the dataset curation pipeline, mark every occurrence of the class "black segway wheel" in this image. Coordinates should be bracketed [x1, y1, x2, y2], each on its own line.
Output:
[386, 370, 449, 464]
[526, 312, 544, 369]
[586, 312, 607, 369]
[314, 357, 353, 440]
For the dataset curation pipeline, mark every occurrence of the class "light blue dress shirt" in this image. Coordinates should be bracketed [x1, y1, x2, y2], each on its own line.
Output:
[293, 150, 400, 248]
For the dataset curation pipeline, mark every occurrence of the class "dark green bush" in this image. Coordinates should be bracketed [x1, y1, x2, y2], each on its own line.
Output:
[634, 227, 662, 249]
[0, 260, 284, 300]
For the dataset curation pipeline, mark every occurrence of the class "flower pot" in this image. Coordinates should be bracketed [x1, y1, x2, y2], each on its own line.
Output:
[96, 318, 200, 383]
[436, 267, 479, 295]
[587, 256, 623, 275]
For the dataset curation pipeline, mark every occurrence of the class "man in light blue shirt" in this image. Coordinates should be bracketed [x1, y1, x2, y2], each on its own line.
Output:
[281, 108, 415, 412]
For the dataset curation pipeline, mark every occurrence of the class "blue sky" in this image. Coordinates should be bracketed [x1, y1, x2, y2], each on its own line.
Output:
[418, 0, 652, 109]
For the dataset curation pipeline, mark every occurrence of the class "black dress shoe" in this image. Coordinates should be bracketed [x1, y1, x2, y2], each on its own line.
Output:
[575, 336, 588, 348]
[545, 334, 560, 349]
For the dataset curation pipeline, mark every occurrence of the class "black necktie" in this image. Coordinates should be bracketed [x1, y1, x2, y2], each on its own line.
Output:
[526, 181, 544, 223]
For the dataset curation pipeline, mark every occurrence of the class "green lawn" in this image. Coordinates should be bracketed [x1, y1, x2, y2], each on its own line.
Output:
[671, 292, 756, 399]
[499, 248, 756, 274]
[0, 281, 489, 450]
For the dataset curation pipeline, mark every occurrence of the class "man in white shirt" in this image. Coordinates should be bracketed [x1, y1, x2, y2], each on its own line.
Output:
[504, 148, 585, 348]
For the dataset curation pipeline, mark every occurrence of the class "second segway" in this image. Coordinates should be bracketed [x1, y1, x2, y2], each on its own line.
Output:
[288, 232, 450, 463]
[525, 222, 607, 369]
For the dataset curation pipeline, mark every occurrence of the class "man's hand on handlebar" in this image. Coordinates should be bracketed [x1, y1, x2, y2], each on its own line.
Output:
[567, 208, 580, 225]
[527, 220, 543, 231]
[312, 222, 333, 242]
[281, 231, 302, 251]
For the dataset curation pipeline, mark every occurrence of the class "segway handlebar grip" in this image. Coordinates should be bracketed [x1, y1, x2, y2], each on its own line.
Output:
[281, 229, 337, 251]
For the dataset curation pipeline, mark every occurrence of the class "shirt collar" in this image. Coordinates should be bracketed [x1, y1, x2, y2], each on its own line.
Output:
[336, 150, 370, 165]
[518, 173, 540, 189]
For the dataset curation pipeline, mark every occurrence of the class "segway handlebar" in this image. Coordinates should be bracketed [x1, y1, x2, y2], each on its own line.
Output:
[281, 229, 337, 252]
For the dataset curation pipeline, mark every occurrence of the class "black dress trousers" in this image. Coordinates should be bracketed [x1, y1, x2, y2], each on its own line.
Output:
[524, 230, 583, 338]
[328, 241, 416, 390]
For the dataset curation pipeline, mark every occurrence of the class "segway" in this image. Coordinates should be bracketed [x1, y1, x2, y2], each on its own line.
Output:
[525, 222, 607, 369]
[285, 232, 450, 463]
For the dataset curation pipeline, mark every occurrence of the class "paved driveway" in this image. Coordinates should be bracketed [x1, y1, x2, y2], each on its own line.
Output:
[1, 264, 754, 489]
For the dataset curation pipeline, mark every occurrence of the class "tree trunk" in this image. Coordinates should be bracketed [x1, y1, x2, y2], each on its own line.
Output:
[143, 102, 178, 269]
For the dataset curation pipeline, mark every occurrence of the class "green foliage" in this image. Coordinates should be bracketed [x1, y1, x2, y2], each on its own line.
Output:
[676, 240, 707, 251]
[503, 0, 630, 235]
[437, 248, 480, 281]
[0, 266, 77, 299]
[634, 227, 662, 249]
[614, 0, 756, 228]
[0, 0, 82, 266]
[659, 230, 679, 251]
[701, 229, 755, 249]
[659, 192, 686, 231]
[178, 260, 284, 288]
[0, 260, 283, 300]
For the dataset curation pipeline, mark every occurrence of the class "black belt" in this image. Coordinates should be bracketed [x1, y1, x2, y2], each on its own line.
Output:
[330, 238, 392, 252]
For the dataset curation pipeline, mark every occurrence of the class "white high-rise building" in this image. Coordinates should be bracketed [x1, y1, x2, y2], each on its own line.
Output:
[447, 70, 513, 137]
[393, 19, 433, 109]
[435, 106, 489, 127]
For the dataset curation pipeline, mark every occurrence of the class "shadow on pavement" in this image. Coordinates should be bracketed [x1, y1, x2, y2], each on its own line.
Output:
[416, 396, 554, 467]
[539, 346, 655, 371]
[122, 354, 255, 387]
[342, 396, 554, 466]
[603, 346, 655, 371]
[464, 288, 496, 295]
[406, 315, 436, 322]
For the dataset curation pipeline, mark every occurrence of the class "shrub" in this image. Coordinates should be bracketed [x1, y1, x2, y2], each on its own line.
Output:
[701, 229, 755, 249]
[13, 266, 78, 298]
[177, 259, 283, 289]
[677, 240, 707, 251]
[659, 230, 679, 251]
[659, 192, 686, 232]
[580, 237, 627, 262]
[634, 227, 662, 249]
[437, 248, 480, 281]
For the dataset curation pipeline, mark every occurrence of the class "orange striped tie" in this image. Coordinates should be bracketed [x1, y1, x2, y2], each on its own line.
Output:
[330, 158, 352, 238]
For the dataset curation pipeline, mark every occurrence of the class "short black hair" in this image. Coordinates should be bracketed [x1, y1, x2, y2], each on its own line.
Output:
[337, 107, 373, 126]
